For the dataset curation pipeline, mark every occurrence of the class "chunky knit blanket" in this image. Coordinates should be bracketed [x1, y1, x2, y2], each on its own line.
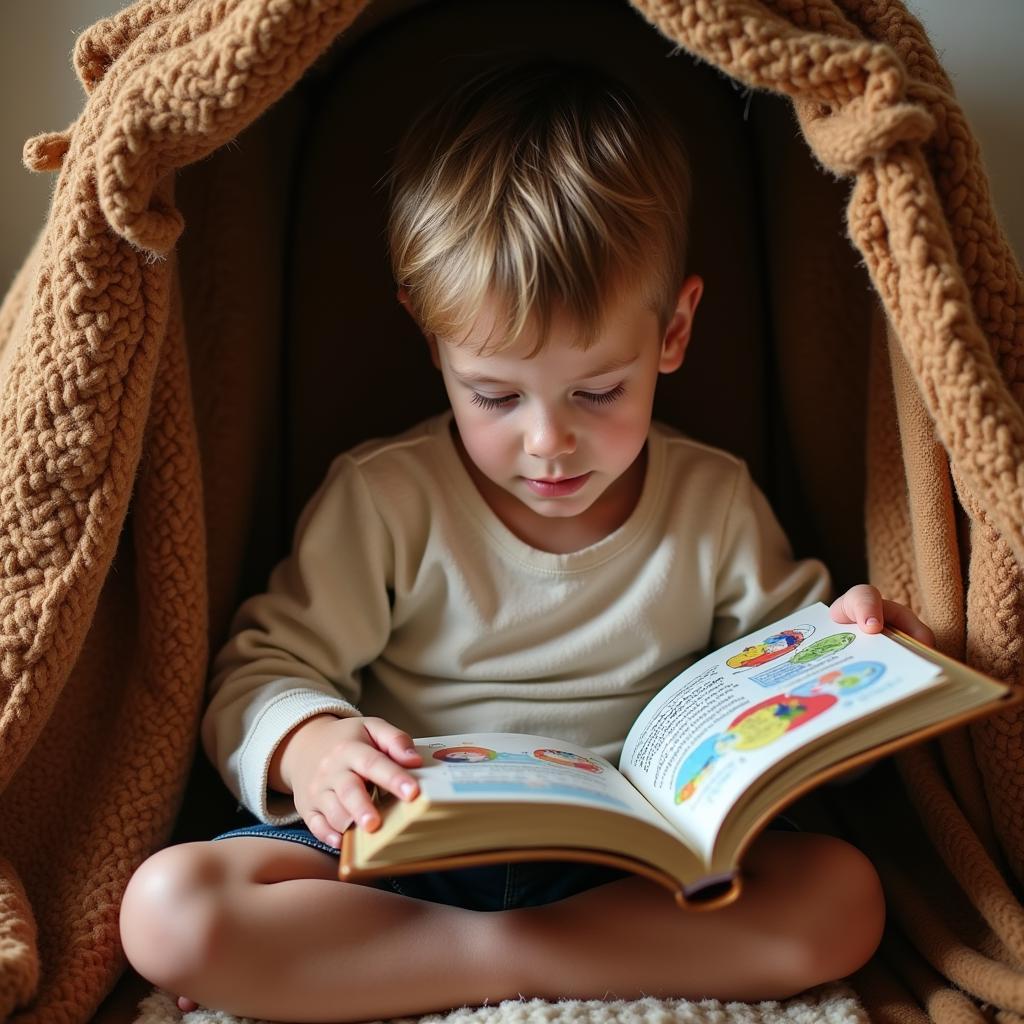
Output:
[1, 2, 1022, 1024]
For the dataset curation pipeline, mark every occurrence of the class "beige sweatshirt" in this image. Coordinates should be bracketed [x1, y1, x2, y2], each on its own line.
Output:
[201, 413, 831, 823]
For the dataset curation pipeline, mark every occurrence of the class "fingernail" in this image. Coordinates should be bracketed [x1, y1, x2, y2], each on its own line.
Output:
[360, 813, 375, 829]
[866, 617, 880, 627]
[327, 832, 341, 848]
[400, 781, 416, 798]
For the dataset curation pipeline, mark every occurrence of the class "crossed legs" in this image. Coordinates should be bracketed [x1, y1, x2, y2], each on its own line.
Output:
[119, 830, 884, 1022]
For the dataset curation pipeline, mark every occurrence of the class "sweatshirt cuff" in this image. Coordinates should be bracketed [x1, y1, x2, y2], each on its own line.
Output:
[238, 685, 360, 824]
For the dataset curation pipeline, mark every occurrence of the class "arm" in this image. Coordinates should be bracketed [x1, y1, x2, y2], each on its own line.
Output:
[201, 454, 397, 824]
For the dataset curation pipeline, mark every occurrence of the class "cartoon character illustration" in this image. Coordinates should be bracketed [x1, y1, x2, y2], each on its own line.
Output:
[533, 749, 604, 773]
[726, 625, 814, 669]
[432, 745, 497, 763]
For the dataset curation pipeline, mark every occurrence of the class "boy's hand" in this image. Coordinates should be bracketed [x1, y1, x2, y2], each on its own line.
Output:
[830, 584, 935, 647]
[276, 715, 423, 848]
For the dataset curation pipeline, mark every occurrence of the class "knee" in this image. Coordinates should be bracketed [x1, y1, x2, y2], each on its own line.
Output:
[792, 837, 886, 990]
[119, 842, 230, 992]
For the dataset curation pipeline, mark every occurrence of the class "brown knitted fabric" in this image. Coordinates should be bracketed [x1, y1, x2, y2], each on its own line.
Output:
[1, 1, 1022, 1022]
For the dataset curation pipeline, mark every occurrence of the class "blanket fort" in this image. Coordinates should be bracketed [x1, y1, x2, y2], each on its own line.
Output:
[1, 1, 1022, 1023]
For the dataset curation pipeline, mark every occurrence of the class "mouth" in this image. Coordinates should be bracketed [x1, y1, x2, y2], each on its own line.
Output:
[523, 473, 592, 497]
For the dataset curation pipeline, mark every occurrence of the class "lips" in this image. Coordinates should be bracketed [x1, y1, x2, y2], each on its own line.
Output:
[523, 473, 592, 497]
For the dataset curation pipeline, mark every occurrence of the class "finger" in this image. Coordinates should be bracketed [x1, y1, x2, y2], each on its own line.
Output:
[307, 785, 357, 843]
[830, 585, 884, 632]
[305, 809, 347, 849]
[331, 771, 383, 832]
[178, 997, 199, 1013]
[350, 744, 421, 802]
[881, 600, 936, 647]
[363, 719, 424, 769]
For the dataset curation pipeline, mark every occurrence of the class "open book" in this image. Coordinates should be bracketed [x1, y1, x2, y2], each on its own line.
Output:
[339, 602, 1019, 909]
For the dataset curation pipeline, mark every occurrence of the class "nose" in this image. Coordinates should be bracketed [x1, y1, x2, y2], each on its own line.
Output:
[524, 406, 576, 460]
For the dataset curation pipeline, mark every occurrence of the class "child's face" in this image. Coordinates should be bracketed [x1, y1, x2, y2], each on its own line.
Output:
[414, 277, 702, 544]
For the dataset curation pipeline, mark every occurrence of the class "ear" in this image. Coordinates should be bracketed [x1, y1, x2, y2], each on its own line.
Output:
[658, 275, 704, 374]
[397, 287, 441, 369]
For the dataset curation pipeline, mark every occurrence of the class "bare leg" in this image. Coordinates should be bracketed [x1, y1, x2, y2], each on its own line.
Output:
[119, 830, 883, 1022]
[120, 837, 507, 1022]
[504, 830, 886, 1002]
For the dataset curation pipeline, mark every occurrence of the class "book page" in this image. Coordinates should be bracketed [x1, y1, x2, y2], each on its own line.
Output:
[408, 732, 678, 836]
[619, 603, 944, 860]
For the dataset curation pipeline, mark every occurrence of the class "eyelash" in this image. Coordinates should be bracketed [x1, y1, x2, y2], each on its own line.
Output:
[469, 384, 626, 411]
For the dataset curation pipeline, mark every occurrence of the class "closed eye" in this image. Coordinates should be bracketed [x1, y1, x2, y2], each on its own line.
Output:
[578, 384, 626, 405]
[470, 391, 517, 411]
[469, 384, 625, 410]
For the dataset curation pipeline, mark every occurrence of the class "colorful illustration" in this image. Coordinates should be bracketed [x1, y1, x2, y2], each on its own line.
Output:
[431, 743, 622, 808]
[673, 657, 889, 804]
[727, 693, 837, 750]
[791, 661, 885, 697]
[430, 745, 605, 773]
[673, 734, 737, 803]
[726, 625, 814, 669]
[432, 745, 498, 763]
[789, 632, 856, 664]
[533, 749, 604, 773]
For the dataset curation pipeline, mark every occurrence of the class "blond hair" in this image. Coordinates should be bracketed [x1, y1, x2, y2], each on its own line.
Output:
[387, 60, 693, 352]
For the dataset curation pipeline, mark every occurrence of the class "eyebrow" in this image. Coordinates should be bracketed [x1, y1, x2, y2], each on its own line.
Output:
[453, 355, 638, 387]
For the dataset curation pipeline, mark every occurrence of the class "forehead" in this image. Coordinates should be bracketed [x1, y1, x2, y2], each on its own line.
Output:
[441, 286, 661, 377]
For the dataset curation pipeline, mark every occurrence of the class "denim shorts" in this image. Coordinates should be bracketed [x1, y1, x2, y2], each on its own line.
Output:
[213, 812, 800, 912]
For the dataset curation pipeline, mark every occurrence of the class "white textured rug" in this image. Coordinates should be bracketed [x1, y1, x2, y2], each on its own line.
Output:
[133, 982, 868, 1024]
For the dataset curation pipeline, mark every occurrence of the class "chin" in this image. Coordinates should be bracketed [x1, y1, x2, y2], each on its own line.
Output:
[530, 504, 590, 519]
[521, 495, 597, 518]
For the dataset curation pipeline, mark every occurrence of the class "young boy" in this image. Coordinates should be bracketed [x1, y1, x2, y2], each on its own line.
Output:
[119, 61, 933, 1022]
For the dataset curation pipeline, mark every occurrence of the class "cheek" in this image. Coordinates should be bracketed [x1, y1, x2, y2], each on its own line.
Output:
[453, 408, 513, 468]
[598, 398, 653, 455]
[466, 433, 505, 471]
[604, 427, 647, 471]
